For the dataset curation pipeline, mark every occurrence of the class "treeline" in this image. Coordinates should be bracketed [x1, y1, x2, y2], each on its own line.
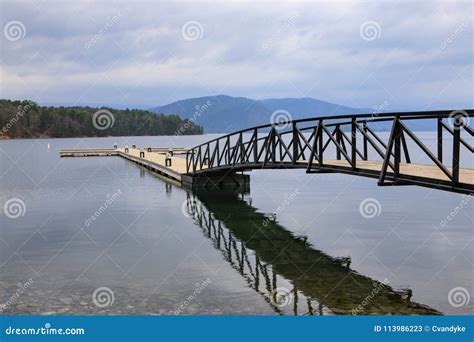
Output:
[0, 99, 203, 139]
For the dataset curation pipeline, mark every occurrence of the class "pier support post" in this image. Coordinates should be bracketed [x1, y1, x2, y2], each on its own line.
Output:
[182, 172, 250, 191]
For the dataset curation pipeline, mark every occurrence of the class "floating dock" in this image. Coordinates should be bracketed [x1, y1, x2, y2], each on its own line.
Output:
[60, 147, 250, 188]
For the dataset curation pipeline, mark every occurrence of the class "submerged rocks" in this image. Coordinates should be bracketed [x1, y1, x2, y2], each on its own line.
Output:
[59, 297, 73, 305]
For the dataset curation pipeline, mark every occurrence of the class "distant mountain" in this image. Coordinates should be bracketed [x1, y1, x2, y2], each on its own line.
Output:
[259, 97, 369, 118]
[150, 95, 371, 133]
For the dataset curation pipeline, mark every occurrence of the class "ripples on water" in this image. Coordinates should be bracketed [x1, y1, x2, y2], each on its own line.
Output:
[0, 135, 472, 315]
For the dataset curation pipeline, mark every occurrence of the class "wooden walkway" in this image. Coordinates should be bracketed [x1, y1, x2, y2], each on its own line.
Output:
[307, 160, 474, 185]
[60, 148, 188, 182]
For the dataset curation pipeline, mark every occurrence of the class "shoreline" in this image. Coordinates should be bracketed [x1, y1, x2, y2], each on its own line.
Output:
[0, 133, 207, 141]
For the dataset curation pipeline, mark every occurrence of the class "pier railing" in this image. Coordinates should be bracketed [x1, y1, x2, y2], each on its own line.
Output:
[186, 110, 473, 191]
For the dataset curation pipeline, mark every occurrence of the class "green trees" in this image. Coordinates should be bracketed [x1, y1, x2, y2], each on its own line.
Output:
[0, 99, 203, 138]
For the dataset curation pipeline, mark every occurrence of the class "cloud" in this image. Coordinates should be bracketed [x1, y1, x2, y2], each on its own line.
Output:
[0, 0, 472, 110]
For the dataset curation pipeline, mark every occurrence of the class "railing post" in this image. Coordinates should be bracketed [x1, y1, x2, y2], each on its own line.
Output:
[351, 117, 356, 170]
[207, 142, 210, 166]
[239, 132, 244, 164]
[394, 116, 401, 176]
[292, 122, 298, 164]
[318, 120, 323, 166]
[437, 117, 443, 163]
[226, 136, 231, 165]
[215, 139, 220, 167]
[271, 126, 276, 163]
[400, 131, 411, 163]
[336, 125, 341, 160]
[199, 146, 203, 170]
[378, 116, 399, 185]
[363, 123, 368, 160]
[186, 150, 190, 173]
[452, 117, 461, 184]
[253, 129, 258, 163]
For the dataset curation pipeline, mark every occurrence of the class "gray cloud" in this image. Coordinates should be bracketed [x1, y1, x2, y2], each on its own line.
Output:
[0, 0, 472, 111]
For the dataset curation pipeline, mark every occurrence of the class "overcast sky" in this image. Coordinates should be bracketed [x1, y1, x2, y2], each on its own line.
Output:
[0, 0, 472, 111]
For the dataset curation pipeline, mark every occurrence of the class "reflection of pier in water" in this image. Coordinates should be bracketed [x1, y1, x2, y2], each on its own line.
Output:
[184, 190, 441, 315]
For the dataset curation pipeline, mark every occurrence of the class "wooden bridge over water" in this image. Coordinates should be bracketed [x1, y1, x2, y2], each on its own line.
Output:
[61, 110, 474, 194]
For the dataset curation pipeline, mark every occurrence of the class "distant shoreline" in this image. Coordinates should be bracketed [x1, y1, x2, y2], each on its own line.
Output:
[0, 99, 204, 139]
[0, 133, 208, 140]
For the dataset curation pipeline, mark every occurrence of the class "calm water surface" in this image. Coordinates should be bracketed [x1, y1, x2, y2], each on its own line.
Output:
[0, 135, 472, 315]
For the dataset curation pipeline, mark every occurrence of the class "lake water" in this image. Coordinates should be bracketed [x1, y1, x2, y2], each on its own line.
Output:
[0, 135, 472, 315]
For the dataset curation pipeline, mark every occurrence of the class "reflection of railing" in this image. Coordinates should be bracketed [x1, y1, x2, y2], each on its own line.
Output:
[185, 193, 323, 315]
[186, 110, 473, 193]
[184, 191, 442, 315]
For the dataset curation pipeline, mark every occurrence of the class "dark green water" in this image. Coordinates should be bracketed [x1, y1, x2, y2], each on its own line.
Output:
[0, 136, 472, 315]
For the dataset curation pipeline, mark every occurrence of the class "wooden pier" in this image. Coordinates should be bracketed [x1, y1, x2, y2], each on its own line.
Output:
[60, 145, 473, 192]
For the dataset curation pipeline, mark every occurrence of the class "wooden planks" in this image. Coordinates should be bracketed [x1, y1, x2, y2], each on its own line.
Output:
[321, 160, 474, 185]
[60, 147, 188, 182]
[117, 148, 188, 176]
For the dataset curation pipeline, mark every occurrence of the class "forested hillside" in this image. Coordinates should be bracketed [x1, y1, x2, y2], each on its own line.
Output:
[0, 99, 203, 139]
